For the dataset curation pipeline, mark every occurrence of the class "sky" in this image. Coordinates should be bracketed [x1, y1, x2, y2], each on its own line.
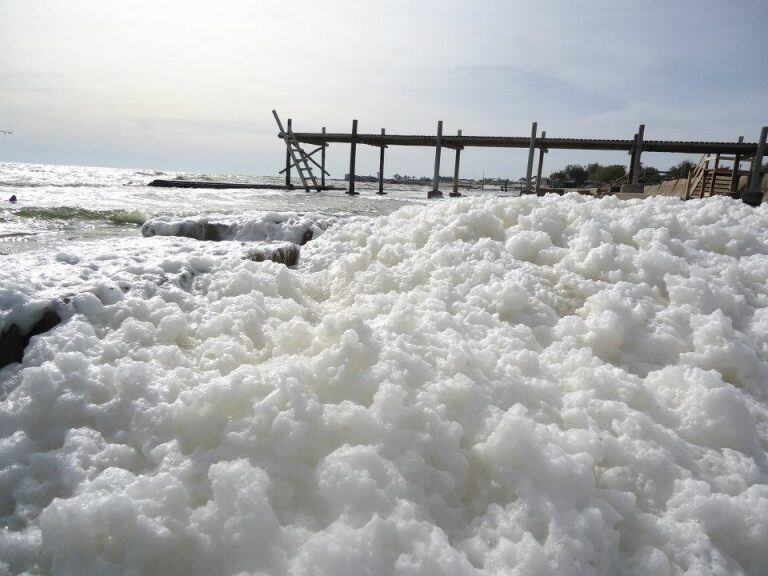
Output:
[1, 0, 767, 179]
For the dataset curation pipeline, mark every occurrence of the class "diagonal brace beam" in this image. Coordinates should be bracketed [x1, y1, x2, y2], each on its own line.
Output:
[279, 145, 328, 175]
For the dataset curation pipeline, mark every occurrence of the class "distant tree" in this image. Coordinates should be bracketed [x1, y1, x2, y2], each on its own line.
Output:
[639, 165, 662, 185]
[665, 160, 696, 180]
[550, 169, 566, 182]
[588, 164, 626, 182]
[562, 164, 588, 185]
[551, 163, 626, 186]
[605, 165, 627, 181]
[549, 164, 587, 188]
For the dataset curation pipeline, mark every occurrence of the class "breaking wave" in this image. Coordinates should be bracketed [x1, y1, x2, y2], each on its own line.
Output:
[14, 207, 147, 226]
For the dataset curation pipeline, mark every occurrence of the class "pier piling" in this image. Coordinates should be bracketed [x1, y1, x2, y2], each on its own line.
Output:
[430, 121, 444, 198]
[627, 132, 637, 183]
[347, 119, 359, 195]
[630, 124, 645, 186]
[525, 122, 538, 193]
[321, 127, 327, 188]
[743, 126, 767, 206]
[451, 129, 463, 197]
[378, 128, 387, 195]
[535, 130, 547, 195]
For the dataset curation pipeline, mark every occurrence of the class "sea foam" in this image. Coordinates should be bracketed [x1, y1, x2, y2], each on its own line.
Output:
[2, 194, 768, 575]
[141, 212, 337, 244]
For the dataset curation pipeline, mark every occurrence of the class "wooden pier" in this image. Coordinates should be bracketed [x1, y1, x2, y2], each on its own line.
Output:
[275, 111, 767, 205]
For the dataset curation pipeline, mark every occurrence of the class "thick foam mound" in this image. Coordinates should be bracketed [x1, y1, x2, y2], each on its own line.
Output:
[2, 194, 768, 575]
[141, 211, 337, 244]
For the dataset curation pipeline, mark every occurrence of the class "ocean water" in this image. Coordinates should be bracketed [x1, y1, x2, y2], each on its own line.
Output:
[0, 162, 445, 254]
[2, 162, 768, 575]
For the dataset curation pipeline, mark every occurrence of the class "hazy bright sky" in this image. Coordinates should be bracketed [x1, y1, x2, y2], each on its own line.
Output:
[1, 0, 767, 179]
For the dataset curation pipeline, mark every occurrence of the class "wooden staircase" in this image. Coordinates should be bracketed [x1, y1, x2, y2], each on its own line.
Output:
[684, 153, 751, 199]
[273, 110, 325, 192]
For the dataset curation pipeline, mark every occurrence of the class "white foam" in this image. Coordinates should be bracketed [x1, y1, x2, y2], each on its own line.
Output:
[2, 194, 768, 575]
[141, 212, 337, 244]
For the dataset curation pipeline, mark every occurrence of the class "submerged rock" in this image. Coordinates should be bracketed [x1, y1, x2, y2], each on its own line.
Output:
[0, 304, 61, 368]
[142, 220, 228, 241]
[244, 242, 300, 266]
[141, 212, 335, 244]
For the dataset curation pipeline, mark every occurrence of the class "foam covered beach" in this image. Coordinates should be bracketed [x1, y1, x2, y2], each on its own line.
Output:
[2, 194, 768, 575]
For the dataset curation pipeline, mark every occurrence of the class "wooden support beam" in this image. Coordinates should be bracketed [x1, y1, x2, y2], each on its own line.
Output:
[730, 136, 743, 194]
[451, 129, 462, 197]
[279, 145, 327, 174]
[429, 120, 444, 198]
[347, 119, 358, 195]
[377, 128, 386, 195]
[627, 132, 637, 183]
[525, 121, 538, 193]
[285, 118, 292, 187]
[321, 127, 326, 188]
[631, 124, 645, 185]
[744, 126, 767, 205]
[535, 130, 547, 195]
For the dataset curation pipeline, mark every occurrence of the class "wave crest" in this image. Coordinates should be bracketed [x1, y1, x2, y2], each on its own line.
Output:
[15, 207, 146, 226]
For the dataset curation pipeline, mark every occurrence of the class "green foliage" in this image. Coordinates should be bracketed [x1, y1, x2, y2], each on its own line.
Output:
[639, 165, 662, 185]
[665, 160, 696, 180]
[550, 163, 626, 186]
[550, 164, 589, 186]
[587, 163, 626, 182]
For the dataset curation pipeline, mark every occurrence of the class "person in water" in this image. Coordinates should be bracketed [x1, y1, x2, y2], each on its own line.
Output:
[9, 195, 17, 203]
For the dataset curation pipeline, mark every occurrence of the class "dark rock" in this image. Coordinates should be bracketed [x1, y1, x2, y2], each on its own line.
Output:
[301, 229, 314, 245]
[206, 223, 229, 241]
[244, 242, 300, 267]
[0, 307, 61, 368]
[9, 194, 17, 203]
[141, 220, 229, 241]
